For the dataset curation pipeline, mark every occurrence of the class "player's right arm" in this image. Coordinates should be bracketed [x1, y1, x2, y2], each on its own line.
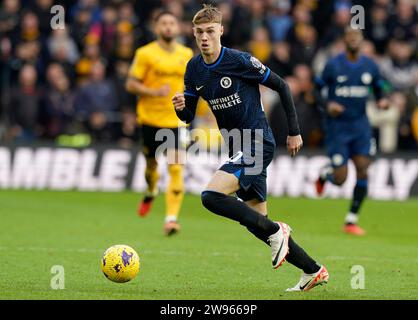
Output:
[263, 71, 303, 156]
[125, 48, 170, 97]
[315, 60, 345, 117]
[173, 61, 199, 124]
[126, 78, 170, 97]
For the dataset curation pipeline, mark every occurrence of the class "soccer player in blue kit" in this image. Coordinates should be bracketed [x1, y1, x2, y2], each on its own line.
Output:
[172, 4, 328, 292]
[315, 27, 389, 236]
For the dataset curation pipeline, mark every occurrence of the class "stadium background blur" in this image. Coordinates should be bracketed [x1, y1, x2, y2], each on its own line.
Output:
[0, 0, 417, 153]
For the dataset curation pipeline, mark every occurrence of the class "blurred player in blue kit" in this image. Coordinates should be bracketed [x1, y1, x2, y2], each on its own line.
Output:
[172, 4, 329, 292]
[315, 27, 390, 236]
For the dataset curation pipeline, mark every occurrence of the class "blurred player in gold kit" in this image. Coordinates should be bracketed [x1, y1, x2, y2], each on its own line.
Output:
[126, 11, 193, 236]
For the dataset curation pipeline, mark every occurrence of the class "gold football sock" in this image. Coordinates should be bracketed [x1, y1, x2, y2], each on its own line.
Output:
[165, 164, 184, 220]
[145, 159, 159, 196]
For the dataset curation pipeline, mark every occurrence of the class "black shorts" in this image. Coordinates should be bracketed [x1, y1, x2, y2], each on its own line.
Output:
[219, 138, 275, 202]
[141, 125, 187, 158]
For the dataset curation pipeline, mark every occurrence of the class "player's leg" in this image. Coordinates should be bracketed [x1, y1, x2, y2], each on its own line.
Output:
[138, 125, 160, 217]
[243, 199, 268, 244]
[244, 198, 327, 291]
[316, 141, 349, 194]
[343, 154, 370, 235]
[343, 126, 374, 235]
[138, 157, 159, 216]
[201, 170, 289, 268]
[164, 148, 185, 236]
[244, 199, 321, 272]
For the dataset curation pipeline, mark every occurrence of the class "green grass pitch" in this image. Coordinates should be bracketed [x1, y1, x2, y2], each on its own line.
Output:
[1, 190, 417, 300]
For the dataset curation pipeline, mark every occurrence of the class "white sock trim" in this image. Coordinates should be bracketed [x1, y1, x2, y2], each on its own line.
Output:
[165, 215, 177, 223]
[345, 212, 359, 224]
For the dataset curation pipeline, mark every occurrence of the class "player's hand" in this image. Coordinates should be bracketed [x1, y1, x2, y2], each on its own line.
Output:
[377, 98, 390, 110]
[327, 101, 345, 117]
[154, 84, 170, 97]
[287, 135, 303, 157]
[172, 92, 185, 111]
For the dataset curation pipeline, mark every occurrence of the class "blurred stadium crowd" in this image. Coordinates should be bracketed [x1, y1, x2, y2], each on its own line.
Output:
[0, 0, 417, 152]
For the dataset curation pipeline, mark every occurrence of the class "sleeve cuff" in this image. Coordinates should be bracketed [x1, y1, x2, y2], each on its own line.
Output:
[261, 68, 271, 84]
[184, 91, 198, 98]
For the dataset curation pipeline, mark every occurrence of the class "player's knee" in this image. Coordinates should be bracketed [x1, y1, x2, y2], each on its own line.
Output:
[357, 171, 368, 180]
[168, 164, 183, 176]
[333, 172, 347, 186]
[201, 190, 214, 210]
[356, 166, 368, 180]
[201, 190, 223, 211]
[146, 158, 158, 170]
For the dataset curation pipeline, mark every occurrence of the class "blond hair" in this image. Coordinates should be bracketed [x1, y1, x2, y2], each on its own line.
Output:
[192, 4, 222, 25]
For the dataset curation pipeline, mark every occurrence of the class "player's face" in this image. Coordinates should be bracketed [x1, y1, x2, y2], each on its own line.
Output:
[344, 29, 363, 53]
[155, 14, 179, 43]
[193, 22, 223, 56]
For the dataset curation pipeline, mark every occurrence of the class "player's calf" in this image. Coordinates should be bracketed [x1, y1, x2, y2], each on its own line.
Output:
[316, 165, 347, 195]
[268, 222, 291, 269]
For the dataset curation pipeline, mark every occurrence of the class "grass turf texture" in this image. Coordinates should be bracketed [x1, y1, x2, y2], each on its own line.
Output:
[1, 190, 417, 300]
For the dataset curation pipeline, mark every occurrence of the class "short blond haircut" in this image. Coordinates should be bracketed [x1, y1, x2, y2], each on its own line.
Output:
[192, 4, 222, 25]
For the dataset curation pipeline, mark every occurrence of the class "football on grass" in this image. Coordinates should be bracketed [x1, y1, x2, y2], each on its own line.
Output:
[101, 245, 140, 283]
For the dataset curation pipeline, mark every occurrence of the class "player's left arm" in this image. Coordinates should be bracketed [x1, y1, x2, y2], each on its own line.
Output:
[263, 71, 303, 156]
[371, 61, 390, 109]
[239, 54, 302, 156]
[173, 59, 199, 124]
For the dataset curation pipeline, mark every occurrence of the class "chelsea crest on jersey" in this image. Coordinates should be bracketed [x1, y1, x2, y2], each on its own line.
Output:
[183, 46, 272, 137]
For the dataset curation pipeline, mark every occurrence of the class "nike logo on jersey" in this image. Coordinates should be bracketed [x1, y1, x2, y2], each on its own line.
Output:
[337, 75, 348, 83]
[196, 86, 204, 91]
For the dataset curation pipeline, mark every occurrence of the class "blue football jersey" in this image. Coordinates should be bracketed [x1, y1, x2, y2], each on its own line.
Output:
[317, 53, 385, 121]
[184, 46, 275, 148]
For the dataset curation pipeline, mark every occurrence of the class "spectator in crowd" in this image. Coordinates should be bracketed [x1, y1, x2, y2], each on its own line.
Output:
[75, 35, 102, 85]
[0, 0, 20, 37]
[388, 0, 418, 42]
[249, 26, 271, 63]
[364, 2, 391, 54]
[229, 0, 253, 50]
[319, 1, 352, 47]
[70, 0, 101, 28]
[266, 0, 293, 43]
[285, 3, 312, 44]
[70, 6, 94, 49]
[380, 39, 418, 91]
[402, 71, 418, 149]
[11, 10, 48, 82]
[112, 21, 136, 62]
[47, 27, 80, 65]
[97, 4, 118, 57]
[111, 59, 136, 113]
[293, 64, 323, 147]
[31, 0, 54, 36]
[117, 0, 141, 40]
[42, 63, 76, 139]
[249, 0, 267, 31]
[7, 64, 43, 142]
[289, 23, 318, 65]
[74, 59, 118, 143]
[266, 41, 294, 77]
[115, 109, 140, 149]
[215, 1, 233, 48]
